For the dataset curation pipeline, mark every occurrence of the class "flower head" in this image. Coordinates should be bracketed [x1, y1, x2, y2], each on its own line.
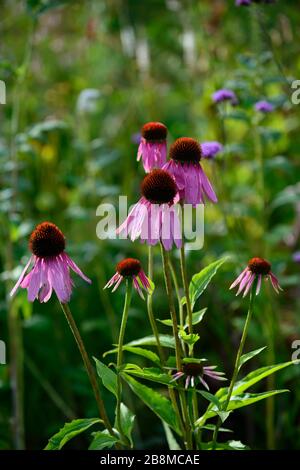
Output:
[171, 360, 226, 390]
[255, 100, 274, 113]
[212, 89, 238, 105]
[117, 169, 181, 250]
[104, 258, 152, 299]
[137, 121, 167, 173]
[10, 222, 91, 303]
[230, 257, 282, 297]
[163, 137, 217, 206]
[201, 141, 223, 160]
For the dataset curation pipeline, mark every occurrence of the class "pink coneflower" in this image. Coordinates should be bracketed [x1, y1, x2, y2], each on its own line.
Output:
[117, 169, 181, 250]
[10, 222, 91, 303]
[137, 122, 167, 173]
[230, 257, 282, 297]
[104, 258, 151, 299]
[171, 361, 226, 390]
[163, 137, 217, 207]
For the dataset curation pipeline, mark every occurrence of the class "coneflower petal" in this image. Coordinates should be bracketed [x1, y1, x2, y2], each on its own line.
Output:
[10, 256, 33, 297]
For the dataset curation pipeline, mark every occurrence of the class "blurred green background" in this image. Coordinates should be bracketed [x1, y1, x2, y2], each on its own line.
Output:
[0, 0, 300, 450]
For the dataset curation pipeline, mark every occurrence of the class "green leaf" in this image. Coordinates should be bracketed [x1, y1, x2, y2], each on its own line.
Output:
[179, 329, 199, 353]
[216, 411, 232, 423]
[196, 361, 295, 427]
[157, 319, 173, 327]
[117, 403, 135, 447]
[232, 361, 294, 396]
[104, 346, 160, 365]
[122, 374, 181, 435]
[45, 418, 102, 450]
[125, 335, 175, 349]
[196, 390, 288, 426]
[238, 346, 267, 372]
[94, 358, 118, 399]
[203, 440, 249, 450]
[89, 430, 119, 450]
[123, 366, 172, 386]
[197, 390, 221, 410]
[189, 258, 228, 309]
[162, 423, 181, 450]
[184, 308, 207, 328]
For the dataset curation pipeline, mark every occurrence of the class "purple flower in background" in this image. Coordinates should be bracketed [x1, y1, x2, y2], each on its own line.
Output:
[255, 100, 274, 113]
[230, 257, 282, 298]
[163, 138, 217, 206]
[212, 89, 238, 105]
[293, 252, 300, 264]
[104, 258, 152, 299]
[131, 132, 141, 144]
[10, 222, 91, 303]
[201, 141, 223, 160]
[137, 122, 167, 173]
[236, 0, 251, 5]
[117, 169, 182, 250]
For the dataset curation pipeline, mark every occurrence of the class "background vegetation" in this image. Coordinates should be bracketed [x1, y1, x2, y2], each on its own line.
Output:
[0, 0, 300, 450]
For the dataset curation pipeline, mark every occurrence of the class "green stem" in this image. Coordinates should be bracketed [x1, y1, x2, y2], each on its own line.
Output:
[147, 249, 186, 444]
[160, 244, 182, 370]
[160, 244, 193, 449]
[179, 207, 198, 440]
[212, 284, 256, 449]
[59, 302, 114, 437]
[147, 246, 165, 364]
[116, 280, 132, 441]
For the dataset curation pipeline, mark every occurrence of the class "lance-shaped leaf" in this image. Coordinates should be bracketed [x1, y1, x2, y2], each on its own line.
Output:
[189, 257, 228, 309]
[45, 418, 102, 450]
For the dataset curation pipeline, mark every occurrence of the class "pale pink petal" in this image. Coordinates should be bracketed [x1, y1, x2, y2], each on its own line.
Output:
[242, 273, 256, 297]
[256, 274, 262, 296]
[63, 253, 91, 284]
[198, 164, 218, 203]
[199, 376, 210, 390]
[133, 276, 144, 299]
[185, 375, 191, 389]
[10, 256, 33, 297]
[111, 274, 123, 292]
[230, 267, 248, 290]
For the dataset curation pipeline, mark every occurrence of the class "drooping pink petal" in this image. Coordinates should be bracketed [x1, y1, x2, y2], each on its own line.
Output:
[230, 267, 248, 290]
[133, 276, 145, 299]
[104, 272, 120, 289]
[111, 274, 123, 292]
[63, 253, 91, 284]
[236, 270, 252, 296]
[10, 256, 33, 297]
[27, 258, 43, 302]
[170, 372, 184, 382]
[242, 273, 256, 298]
[198, 164, 218, 203]
[199, 376, 210, 390]
[269, 272, 282, 293]
[256, 274, 262, 296]
[185, 375, 191, 389]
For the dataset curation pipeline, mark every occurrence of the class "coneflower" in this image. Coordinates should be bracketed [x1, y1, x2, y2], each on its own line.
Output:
[137, 122, 167, 173]
[10, 222, 91, 303]
[104, 258, 152, 299]
[212, 89, 238, 105]
[117, 169, 181, 250]
[230, 257, 282, 297]
[163, 137, 217, 206]
[171, 360, 226, 390]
